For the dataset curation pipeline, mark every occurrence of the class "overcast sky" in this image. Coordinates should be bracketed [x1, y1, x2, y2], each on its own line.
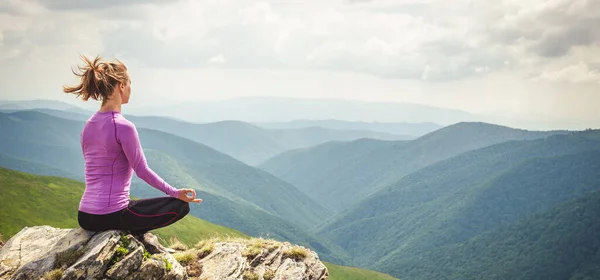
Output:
[0, 0, 598, 128]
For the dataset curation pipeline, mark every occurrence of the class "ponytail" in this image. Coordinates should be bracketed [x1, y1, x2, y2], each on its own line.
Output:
[63, 55, 128, 103]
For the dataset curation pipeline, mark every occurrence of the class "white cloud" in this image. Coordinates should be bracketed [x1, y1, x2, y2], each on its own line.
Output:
[208, 54, 227, 65]
[539, 62, 600, 84]
[2, 0, 598, 83]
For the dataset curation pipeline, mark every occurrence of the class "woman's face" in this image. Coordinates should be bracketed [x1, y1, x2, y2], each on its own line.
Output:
[120, 75, 131, 104]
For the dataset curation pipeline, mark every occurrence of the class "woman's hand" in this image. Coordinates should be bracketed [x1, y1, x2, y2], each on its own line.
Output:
[177, 188, 203, 203]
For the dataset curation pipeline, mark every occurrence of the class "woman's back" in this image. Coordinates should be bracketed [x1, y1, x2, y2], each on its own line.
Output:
[80, 110, 136, 214]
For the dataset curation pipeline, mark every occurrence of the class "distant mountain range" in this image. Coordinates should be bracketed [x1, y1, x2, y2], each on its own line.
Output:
[1, 106, 416, 166]
[259, 122, 570, 213]
[5, 96, 591, 131]
[254, 119, 442, 137]
[388, 188, 600, 280]
[314, 130, 600, 278]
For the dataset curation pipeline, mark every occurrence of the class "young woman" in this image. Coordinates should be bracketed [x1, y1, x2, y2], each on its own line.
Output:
[64, 55, 202, 237]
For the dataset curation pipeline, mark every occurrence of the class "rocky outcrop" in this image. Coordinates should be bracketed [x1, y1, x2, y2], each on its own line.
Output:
[0, 226, 329, 280]
[0, 226, 185, 280]
[184, 237, 329, 280]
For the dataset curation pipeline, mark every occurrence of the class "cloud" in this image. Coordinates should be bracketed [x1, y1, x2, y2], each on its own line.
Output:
[208, 54, 227, 65]
[0, 0, 598, 84]
[486, 0, 600, 58]
[538, 61, 600, 84]
[36, 0, 177, 10]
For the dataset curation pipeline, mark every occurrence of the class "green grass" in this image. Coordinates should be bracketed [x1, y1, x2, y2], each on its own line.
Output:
[0, 166, 246, 243]
[0, 168, 81, 238]
[324, 261, 398, 280]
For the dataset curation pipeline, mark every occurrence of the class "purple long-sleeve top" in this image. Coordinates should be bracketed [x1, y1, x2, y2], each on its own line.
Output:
[78, 110, 179, 215]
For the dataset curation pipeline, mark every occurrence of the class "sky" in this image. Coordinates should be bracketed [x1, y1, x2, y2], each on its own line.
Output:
[0, 0, 599, 129]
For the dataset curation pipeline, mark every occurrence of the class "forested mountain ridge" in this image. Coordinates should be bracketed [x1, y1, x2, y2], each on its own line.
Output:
[260, 122, 570, 213]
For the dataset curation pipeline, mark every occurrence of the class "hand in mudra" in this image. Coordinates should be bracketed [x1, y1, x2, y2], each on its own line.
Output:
[178, 188, 203, 203]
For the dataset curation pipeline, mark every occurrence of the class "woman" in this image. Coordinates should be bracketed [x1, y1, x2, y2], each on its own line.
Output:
[63, 55, 202, 238]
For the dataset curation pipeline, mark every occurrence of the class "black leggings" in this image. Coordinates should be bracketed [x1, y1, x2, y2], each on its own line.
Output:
[78, 197, 190, 234]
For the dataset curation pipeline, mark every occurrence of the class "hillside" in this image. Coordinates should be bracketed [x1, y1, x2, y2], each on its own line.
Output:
[0, 152, 79, 180]
[0, 166, 245, 242]
[0, 99, 90, 114]
[0, 111, 354, 264]
[381, 189, 600, 280]
[0, 167, 397, 280]
[260, 122, 569, 212]
[315, 130, 600, 276]
[9, 108, 407, 166]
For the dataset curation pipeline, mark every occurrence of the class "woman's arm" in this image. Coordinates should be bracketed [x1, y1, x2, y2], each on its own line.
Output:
[116, 120, 180, 198]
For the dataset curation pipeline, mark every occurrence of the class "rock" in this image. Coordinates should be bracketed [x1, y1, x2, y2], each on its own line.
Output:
[0, 226, 328, 280]
[0, 226, 93, 280]
[125, 252, 186, 280]
[61, 230, 121, 279]
[105, 235, 144, 279]
[137, 232, 175, 255]
[0, 226, 186, 280]
[187, 239, 329, 280]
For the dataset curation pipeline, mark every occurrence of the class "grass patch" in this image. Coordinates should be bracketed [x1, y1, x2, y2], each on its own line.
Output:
[282, 246, 309, 261]
[167, 236, 188, 251]
[54, 247, 86, 269]
[173, 250, 197, 266]
[143, 249, 152, 260]
[163, 257, 172, 272]
[110, 235, 131, 266]
[195, 240, 216, 259]
[263, 269, 275, 280]
[43, 268, 64, 280]
[242, 271, 259, 280]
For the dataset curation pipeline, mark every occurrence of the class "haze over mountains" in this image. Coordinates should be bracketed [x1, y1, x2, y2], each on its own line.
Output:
[4, 97, 592, 131]
[1, 98, 600, 279]
[2, 107, 411, 166]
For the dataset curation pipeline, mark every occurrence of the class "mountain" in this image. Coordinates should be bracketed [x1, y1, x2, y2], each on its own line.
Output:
[315, 130, 600, 277]
[123, 96, 481, 125]
[0, 99, 91, 114]
[260, 122, 569, 212]
[127, 117, 407, 165]
[385, 189, 600, 280]
[0, 111, 354, 264]
[7, 108, 408, 166]
[0, 167, 397, 280]
[254, 119, 442, 138]
[0, 152, 80, 180]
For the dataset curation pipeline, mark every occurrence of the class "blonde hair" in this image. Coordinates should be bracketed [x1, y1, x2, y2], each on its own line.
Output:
[63, 55, 129, 103]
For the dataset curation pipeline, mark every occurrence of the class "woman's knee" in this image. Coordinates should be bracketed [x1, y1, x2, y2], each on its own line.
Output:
[181, 201, 190, 216]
